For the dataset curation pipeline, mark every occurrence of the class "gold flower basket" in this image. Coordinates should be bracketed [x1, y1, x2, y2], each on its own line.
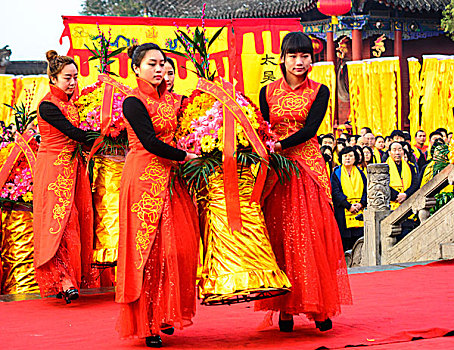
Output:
[1, 206, 39, 294]
[91, 154, 125, 267]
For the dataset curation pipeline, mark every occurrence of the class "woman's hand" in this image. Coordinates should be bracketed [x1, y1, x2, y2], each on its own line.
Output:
[349, 203, 362, 214]
[184, 152, 198, 162]
[274, 142, 282, 153]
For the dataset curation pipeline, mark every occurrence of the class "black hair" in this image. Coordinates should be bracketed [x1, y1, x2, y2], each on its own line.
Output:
[375, 135, 384, 142]
[353, 145, 364, 166]
[46, 50, 78, 83]
[429, 130, 443, 139]
[415, 129, 425, 138]
[361, 126, 372, 134]
[321, 133, 335, 141]
[338, 146, 360, 165]
[384, 136, 391, 142]
[390, 130, 405, 139]
[388, 141, 403, 151]
[362, 145, 375, 163]
[127, 43, 166, 74]
[403, 131, 411, 141]
[280, 32, 314, 60]
[336, 138, 347, 146]
[166, 57, 176, 70]
[436, 128, 448, 136]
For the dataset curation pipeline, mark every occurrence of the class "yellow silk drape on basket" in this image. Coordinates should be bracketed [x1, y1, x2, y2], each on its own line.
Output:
[347, 58, 401, 136]
[0, 210, 39, 294]
[199, 168, 291, 303]
[92, 155, 125, 264]
[309, 62, 336, 134]
[407, 58, 422, 138]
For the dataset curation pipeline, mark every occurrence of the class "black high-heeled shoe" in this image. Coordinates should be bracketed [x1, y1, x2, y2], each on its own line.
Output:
[59, 288, 79, 304]
[145, 335, 163, 348]
[160, 324, 174, 335]
[315, 318, 332, 332]
[278, 314, 294, 332]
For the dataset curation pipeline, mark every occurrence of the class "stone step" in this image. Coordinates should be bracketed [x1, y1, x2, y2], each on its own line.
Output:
[440, 242, 454, 259]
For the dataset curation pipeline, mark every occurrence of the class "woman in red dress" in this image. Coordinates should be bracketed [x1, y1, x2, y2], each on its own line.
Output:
[116, 43, 199, 348]
[255, 33, 352, 331]
[34, 50, 94, 303]
[164, 57, 186, 112]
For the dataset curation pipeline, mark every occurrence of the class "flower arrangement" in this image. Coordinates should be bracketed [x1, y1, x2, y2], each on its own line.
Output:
[0, 86, 39, 208]
[177, 91, 276, 155]
[75, 25, 130, 154]
[0, 137, 38, 206]
[166, 10, 297, 194]
[75, 80, 128, 141]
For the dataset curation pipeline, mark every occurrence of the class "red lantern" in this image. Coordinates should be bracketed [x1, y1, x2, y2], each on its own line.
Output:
[317, 0, 352, 17]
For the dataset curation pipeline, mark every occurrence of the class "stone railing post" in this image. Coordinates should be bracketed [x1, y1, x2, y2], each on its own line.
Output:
[362, 164, 391, 266]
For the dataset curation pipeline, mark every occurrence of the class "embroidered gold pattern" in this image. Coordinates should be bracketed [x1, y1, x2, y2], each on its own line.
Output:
[269, 79, 332, 201]
[131, 89, 178, 269]
[47, 145, 75, 234]
[58, 102, 80, 126]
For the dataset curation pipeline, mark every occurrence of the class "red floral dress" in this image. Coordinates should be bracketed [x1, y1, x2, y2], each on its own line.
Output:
[116, 78, 199, 338]
[255, 76, 352, 321]
[34, 84, 94, 297]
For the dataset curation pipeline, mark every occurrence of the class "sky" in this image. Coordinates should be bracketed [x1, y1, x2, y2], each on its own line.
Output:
[0, 0, 84, 60]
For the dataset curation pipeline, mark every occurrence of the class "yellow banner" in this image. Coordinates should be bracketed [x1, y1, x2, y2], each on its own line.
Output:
[61, 16, 331, 114]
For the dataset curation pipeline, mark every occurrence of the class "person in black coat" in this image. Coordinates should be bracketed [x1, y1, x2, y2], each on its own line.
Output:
[331, 147, 367, 251]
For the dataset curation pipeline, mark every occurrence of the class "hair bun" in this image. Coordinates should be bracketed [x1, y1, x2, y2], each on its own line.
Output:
[46, 50, 59, 62]
[127, 44, 139, 59]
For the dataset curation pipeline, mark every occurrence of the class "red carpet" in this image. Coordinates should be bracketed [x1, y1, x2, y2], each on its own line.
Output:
[1, 260, 453, 349]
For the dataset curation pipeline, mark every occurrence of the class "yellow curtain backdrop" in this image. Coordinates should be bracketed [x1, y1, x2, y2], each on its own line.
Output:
[347, 57, 401, 136]
[409, 55, 454, 138]
[438, 57, 454, 135]
[420, 56, 441, 136]
[0, 75, 15, 125]
[0, 75, 48, 126]
[14, 76, 49, 114]
[346, 61, 367, 134]
[309, 62, 336, 134]
[407, 58, 422, 138]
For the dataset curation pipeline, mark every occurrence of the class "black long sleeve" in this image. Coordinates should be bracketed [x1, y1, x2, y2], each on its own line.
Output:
[39, 102, 93, 146]
[330, 170, 352, 210]
[259, 84, 330, 150]
[122, 97, 186, 161]
[405, 163, 419, 198]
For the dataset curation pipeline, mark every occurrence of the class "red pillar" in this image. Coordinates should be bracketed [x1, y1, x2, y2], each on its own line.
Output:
[394, 27, 403, 59]
[394, 22, 404, 129]
[352, 28, 362, 61]
[326, 28, 335, 62]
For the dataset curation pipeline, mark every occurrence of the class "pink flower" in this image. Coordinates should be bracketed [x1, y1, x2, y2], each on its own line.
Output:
[236, 94, 249, 107]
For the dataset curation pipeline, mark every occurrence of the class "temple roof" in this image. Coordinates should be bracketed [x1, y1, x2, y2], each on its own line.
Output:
[144, 0, 448, 18]
[375, 0, 450, 12]
[145, 0, 317, 18]
[4, 61, 47, 76]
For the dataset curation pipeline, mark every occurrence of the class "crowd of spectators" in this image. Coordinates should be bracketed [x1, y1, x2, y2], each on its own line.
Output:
[319, 127, 453, 251]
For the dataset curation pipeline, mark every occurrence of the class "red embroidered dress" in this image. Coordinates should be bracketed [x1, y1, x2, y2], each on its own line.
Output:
[34, 85, 94, 297]
[116, 78, 199, 338]
[255, 76, 352, 321]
